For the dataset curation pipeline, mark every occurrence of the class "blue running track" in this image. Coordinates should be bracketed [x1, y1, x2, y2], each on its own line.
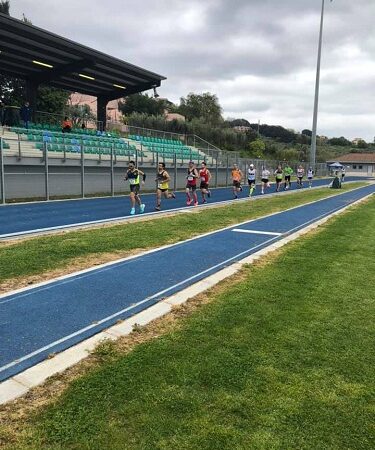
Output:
[0, 177, 368, 239]
[0, 183, 374, 382]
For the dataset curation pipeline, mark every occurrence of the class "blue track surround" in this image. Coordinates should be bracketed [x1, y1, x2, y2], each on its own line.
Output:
[0, 177, 369, 239]
[0, 183, 374, 382]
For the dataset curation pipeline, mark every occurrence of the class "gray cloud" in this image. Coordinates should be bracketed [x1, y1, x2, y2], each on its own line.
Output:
[9, 0, 375, 140]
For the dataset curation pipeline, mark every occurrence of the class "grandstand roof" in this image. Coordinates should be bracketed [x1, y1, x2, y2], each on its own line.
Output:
[0, 12, 166, 100]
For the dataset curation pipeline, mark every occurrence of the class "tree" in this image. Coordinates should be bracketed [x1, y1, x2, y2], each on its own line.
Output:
[0, 1, 10, 14]
[65, 102, 96, 126]
[0, 6, 71, 117]
[249, 139, 266, 158]
[328, 136, 351, 146]
[177, 92, 223, 124]
[356, 139, 368, 149]
[37, 86, 71, 117]
[118, 93, 168, 116]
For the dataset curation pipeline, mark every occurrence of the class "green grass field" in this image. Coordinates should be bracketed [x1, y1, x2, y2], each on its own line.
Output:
[1, 191, 374, 450]
[0, 183, 367, 285]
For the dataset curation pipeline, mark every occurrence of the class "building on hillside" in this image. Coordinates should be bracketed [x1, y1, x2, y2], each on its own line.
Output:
[327, 153, 375, 176]
[318, 135, 329, 144]
[233, 126, 251, 133]
[165, 112, 185, 122]
[352, 138, 365, 146]
[69, 93, 123, 125]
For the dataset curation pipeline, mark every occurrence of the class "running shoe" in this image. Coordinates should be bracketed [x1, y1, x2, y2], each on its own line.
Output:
[186, 200, 191, 206]
[140, 204, 145, 214]
[207, 191, 211, 198]
[194, 202, 198, 207]
[155, 206, 161, 211]
[202, 199, 207, 204]
[130, 207, 136, 215]
[171, 192, 176, 199]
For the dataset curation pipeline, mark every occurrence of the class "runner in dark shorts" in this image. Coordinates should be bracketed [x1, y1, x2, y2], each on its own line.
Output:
[155, 162, 176, 211]
[199, 161, 212, 203]
[231, 164, 243, 199]
[274, 165, 283, 192]
[186, 161, 199, 206]
[124, 160, 146, 215]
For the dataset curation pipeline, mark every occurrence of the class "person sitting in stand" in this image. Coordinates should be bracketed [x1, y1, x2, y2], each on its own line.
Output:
[62, 117, 72, 133]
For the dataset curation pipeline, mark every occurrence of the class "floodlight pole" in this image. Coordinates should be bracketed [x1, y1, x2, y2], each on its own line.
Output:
[310, 0, 326, 166]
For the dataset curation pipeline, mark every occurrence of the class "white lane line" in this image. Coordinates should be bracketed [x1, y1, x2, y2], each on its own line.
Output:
[1, 186, 373, 376]
[232, 229, 283, 236]
[0, 235, 279, 375]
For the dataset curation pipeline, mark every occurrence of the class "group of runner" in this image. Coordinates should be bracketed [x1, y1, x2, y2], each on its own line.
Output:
[231, 163, 314, 198]
[124, 160, 314, 214]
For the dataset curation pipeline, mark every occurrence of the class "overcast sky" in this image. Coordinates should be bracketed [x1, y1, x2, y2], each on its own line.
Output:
[9, 0, 375, 141]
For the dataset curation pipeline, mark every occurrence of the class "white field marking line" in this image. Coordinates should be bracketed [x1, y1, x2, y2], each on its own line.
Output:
[0, 235, 279, 375]
[1, 190, 374, 384]
[0, 182, 373, 303]
[232, 229, 283, 236]
[0, 180, 366, 240]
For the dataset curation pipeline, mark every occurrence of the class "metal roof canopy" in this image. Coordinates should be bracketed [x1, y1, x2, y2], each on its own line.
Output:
[0, 13, 166, 128]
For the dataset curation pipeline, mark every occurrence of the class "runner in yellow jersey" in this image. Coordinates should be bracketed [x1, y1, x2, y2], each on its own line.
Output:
[155, 162, 176, 211]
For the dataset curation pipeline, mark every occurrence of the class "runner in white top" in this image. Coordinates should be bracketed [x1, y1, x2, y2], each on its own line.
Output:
[307, 167, 314, 188]
[261, 167, 271, 194]
[341, 167, 346, 182]
[247, 164, 256, 197]
[296, 165, 305, 188]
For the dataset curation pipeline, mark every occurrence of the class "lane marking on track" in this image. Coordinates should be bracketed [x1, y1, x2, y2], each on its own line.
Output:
[232, 229, 283, 236]
[0, 235, 279, 376]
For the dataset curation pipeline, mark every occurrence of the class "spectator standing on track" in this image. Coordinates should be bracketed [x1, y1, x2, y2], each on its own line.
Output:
[199, 161, 212, 203]
[62, 117, 72, 133]
[247, 164, 256, 197]
[261, 166, 271, 194]
[186, 161, 199, 206]
[20, 101, 32, 129]
[307, 167, 314, 188]
[296, 165, 305, 188]
[283, 163, 293, 190]
[124, 160, 146, 215]
[155, 162, 176, 211]
[231, 163, 243, 199]
[274, 165, 283, 192]
[341, 167, 346, 183]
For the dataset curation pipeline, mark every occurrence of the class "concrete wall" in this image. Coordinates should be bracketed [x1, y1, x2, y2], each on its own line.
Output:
[2, 155, 232, 200]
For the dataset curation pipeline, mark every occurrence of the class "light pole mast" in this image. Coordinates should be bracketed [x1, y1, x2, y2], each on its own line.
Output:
[310, 0, 327, 166]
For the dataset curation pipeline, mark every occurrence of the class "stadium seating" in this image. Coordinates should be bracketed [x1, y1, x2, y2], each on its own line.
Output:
[10, 126, 141, 157]
[128, 134, 201, 160]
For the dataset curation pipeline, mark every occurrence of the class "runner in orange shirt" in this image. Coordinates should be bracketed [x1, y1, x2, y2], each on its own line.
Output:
[231, 163, 243, 199]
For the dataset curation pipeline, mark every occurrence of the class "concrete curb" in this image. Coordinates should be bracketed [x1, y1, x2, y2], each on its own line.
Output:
[0, 189, 373, 405]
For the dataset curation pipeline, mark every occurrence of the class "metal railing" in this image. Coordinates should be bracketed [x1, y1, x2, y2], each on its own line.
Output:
[0, 106, 103, 131]
[0, 134, 329, 203]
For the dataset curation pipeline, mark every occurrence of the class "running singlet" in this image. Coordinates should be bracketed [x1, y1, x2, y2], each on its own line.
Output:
[275, 170, 283, 180]
[127, 169, 140, 185]
[284, 167, 293, 176]
[262, 169, 270, 179]
[232, 169, 241, 181]
[297, 169, 304, 178]
[156, 170, 169, 189]
[200, 168, 209, 183]
[247, 169, 256, 181]
[187, 168, 197, 185]
[307, 169, 313, 178]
